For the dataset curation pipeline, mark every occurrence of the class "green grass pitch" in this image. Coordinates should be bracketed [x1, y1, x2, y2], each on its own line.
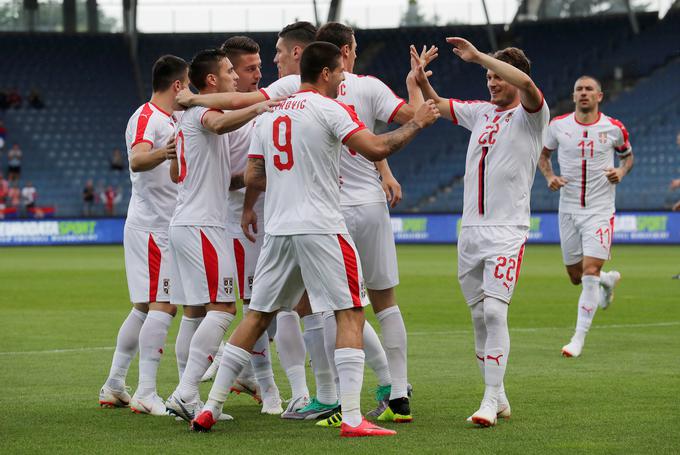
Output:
[1, 244, 678, 453]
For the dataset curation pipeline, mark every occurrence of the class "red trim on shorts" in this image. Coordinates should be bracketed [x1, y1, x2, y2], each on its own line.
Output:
[337, 234, 361, 307]
[233, 239, 245, 300]
[134, 103, 153, 147]
[608, 215, 615, 259]
[515, 239, 527, 286]
[148, 234, 161, 303]
[200, 230, 219, 303]
[387, 100, 406, 124]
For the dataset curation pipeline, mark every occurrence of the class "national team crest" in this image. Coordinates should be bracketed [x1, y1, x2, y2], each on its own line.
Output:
[360, 281, 367, 299]
[248, 276, 254, 290]
[599, 132, 608, 144]
[163, 278, 170, 294]
[504, 112, 513, 123]
[223, 277, 234, 295]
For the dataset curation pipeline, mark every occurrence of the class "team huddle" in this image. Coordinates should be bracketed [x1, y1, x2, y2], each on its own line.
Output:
[99, 20, 633, 436]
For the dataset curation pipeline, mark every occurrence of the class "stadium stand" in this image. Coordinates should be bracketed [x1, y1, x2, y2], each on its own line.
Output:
[0, 11, 678, 216]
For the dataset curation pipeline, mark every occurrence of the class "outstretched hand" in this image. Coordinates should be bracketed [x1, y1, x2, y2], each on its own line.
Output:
[409, 45, 437, 84]
[445, 37, 481, 63]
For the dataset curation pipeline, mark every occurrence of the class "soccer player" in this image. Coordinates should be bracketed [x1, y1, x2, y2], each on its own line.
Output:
[539, 75, 633, 358]
[190, 41, 439, 436]
[99, 55, 188, 415]
[413, 38, 550, 426]
[164, 49, 275, 422]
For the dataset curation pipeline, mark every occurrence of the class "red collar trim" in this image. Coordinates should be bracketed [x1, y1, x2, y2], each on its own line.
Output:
[574, 111, 602, 126]
[150, 102, 172, 117]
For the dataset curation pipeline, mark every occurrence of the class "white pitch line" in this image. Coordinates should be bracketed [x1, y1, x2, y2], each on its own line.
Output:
[0, 321, 677, 357]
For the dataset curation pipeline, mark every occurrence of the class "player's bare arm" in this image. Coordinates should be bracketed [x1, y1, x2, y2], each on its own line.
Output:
[242, 157, 265, 242]
[376, 160, 402, 208]
[446, 37, 542, 111]
[346, 100, 440, 161]
[176, 87, 268, 110]
[202, 100, 278, 135]
[169, 156, 179, 183]
[605, 151, 634, 184]
[538, 147, 568, 191]
[129, 136, 176, 172]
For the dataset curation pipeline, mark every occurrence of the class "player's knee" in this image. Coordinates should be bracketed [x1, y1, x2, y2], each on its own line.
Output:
[582, 264, 602, 277]
[482, 300, 508, 328]
[568, 273, 582, 285]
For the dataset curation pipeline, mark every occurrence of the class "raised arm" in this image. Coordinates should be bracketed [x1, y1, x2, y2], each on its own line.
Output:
[130, 136, 175, 173]
[538, 147, 567, 191]
[410, 45, 452, 120]
[202, 101, 277, 135]
[176, 89, 268, 110]
[345, 100, 440, 162]
[446, 37, 542, 112]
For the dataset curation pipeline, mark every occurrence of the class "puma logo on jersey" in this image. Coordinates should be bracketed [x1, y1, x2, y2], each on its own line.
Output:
[486, 354, 504, 366]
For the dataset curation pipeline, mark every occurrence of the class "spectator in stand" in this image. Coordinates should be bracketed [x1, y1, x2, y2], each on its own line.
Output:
[8, 182, 20, 208]
[7, 144, 22, 181]
[27, 89, 45, 109]
[0, 172, 8, 218]
[670, 178, 680, 211]
[0, 120, 6, 150]
[7, 88, 22, 109]
[100, 185, 121, 216]
[21, 181, 37, 216]
[0, 89, 8, 110]
[109, 148, 125, 171]
[83, 179, 96, 216]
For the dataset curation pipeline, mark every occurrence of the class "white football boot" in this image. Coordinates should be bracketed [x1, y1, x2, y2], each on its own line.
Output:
[280, 395, 309, 419]
[600, 271, 621, 310]
[470, 401, 498, 427]
[99, 385, 131, 408]
[130, 392, 168, 416]
[561, 337, 584, 358]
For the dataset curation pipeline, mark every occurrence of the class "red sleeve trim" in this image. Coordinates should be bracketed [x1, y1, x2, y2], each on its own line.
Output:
[521, 91, 544, 114]
[342, 126, 367, 144]
[607, 116, 631, 148]
[449, 99, 458, 125]
[248, 153, 265, 159]
[200, 108, 223, 127]
[387, 100, 406, 124]
[134, 103, 154, 146]
[259, 88, 270, 100]
[131, 139, 153, 148]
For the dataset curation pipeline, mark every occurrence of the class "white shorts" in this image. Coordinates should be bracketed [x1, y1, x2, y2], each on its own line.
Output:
[249, 233, 370, 314]
[457, 225, 528, 305]
[124, 225, 172, 304]
[559, 212, 615, 265]
[231, 234, 264, 300]
[169, 225, 236, 306]
[342, 202, 399, 290]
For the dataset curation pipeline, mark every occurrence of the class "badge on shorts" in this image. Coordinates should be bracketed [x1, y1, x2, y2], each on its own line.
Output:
[248, 276, 254, 291]
[360, 281, 367, 299]
[163, 278, 170, 294]
[598, 132, 608, 144]
[223, 277, 234, 295]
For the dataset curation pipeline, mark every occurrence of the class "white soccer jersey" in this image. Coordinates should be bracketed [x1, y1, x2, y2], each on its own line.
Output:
[248, 90, 366, 235]
[124, 102, 179, 231]
[226, 120, 264, 236]
[451, 97, 550, 228]
[262, 73, 406, 206]
[171, 106, 231, 227]
[544, 112, 632, 215]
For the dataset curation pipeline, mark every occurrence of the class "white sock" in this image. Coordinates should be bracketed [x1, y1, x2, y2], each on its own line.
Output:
[335, 347, 365, 427]
[177, 311, 235, 402]
[482, 297, 509, 408]
[275, 310, 309, 399]
[303, 313, 337, 405]
[470, 301, 487, 382]
[574, 275, 601, 344]
[137, 310, 173, 397]
[376, 306, 408, 400]
[175, 315, 203, 380]
[251, 332, 277, 394]
[322, 311, 341, 399]
[237, 305, 254, 381]
[205, 343, 251, 418]
[105, 308, 146, 391]
[363, 322, 391, 387]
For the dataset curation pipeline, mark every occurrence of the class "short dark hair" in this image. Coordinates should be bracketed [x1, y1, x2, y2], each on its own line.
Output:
[315, 22, 354, 49]
[151, 55, 188, 92]
[300, 41, 342, 84]
[492, 47, 531, 75]
[189, 49, 228, 90]
[221, 35, 260, 65]
[278, 21, 317, 46]
[575, 75, 602, 91]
